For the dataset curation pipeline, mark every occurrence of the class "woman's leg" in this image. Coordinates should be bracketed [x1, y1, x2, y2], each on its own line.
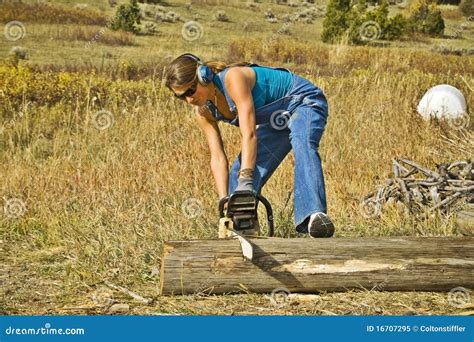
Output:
[228, 124, 292, 195]
[287, 104, 329, 233]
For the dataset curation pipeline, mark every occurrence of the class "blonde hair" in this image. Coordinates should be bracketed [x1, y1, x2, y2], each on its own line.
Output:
[164, 54, 251, 90]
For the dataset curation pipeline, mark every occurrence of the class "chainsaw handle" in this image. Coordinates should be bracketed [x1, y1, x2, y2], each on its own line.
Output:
[219, 190, 255, 218]
[218, 195, 230, 218]
[219, 191, 274, 237]
[257, 193, 274, 237]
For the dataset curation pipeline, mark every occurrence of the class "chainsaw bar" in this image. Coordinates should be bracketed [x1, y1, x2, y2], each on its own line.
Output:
[229, 229, 253, 261]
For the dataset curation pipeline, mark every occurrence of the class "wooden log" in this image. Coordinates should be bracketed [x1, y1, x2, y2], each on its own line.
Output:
[160, 237, 474, 295]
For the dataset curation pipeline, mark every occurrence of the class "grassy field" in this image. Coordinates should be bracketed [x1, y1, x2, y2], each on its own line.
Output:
[1, 0, 473, 315]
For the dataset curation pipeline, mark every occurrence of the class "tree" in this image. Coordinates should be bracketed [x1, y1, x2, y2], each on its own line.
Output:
[322, 0, 353, 43]
[385, 14, 408, 40]
[321, 0, 444, 44]
[348, 0, 406, 44]
[408, 0, 445, 36]
[111, 0, 141, 34]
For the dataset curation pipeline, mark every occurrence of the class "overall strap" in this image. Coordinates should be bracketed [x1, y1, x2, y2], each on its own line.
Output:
[216, 68, 238, 114]
[247, 63, 292, 73]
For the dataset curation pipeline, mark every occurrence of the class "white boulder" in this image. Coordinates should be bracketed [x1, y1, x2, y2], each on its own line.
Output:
[417, 84, 467, 120]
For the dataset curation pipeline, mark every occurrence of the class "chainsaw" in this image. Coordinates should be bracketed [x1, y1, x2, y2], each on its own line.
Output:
[218, 190, 274, 261]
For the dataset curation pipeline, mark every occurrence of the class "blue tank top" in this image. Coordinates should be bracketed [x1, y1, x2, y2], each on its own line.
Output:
[209, 65, 293, 119]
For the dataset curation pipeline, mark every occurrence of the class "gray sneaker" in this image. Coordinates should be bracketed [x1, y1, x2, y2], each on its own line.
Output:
[308, 212, 335, 238]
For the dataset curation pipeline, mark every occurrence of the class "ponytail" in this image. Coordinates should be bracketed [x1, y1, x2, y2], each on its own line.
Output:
[204, 60, 252, 74]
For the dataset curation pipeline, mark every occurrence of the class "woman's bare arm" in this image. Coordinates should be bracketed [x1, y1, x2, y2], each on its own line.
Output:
[194, 106, 229, 199]
[225, 67, 257, 175]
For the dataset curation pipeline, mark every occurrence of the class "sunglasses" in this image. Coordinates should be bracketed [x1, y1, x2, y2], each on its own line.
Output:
[174, 81, 198, 100]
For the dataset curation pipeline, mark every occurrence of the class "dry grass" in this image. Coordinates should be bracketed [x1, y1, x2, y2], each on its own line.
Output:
[0, 1, 108, 25]
[228, 38, 473, 75]
[1, 20, 473, 315]
[439, 4, 465, 20]
[49, 25, 136, 46]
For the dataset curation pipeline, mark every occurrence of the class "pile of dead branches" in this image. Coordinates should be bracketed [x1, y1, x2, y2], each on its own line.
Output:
[361, 158, 474, 218]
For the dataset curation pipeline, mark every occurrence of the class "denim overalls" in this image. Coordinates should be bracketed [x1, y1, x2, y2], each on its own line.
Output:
[208, 64, 329, 233]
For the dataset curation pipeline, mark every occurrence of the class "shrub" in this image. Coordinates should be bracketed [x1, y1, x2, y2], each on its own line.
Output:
[145, 22, 158, 33]
[322, 0, 352, 43]
[385, 14, 409, 40]
[364, 0, 407, 40]
[421, 6, 445, 34]
[111, 0, 141, 34]
[214, 10, 229, 22]
[0, 64, 156, 112]
[325, 0, 407, 44]
[160, 11, 181, 23]
[8, 47, 29, 68]
[323, 0, 445, 44]
[407, 0, 445, 36]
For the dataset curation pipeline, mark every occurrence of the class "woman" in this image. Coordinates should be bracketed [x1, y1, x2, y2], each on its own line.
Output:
[164, 53, 334, 238]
